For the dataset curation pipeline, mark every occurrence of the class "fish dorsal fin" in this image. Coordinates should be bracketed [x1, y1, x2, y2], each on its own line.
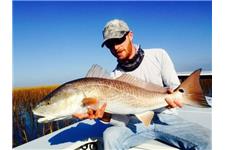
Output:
[135, 111, 154, 127]
[116, 74, 167, 93]
[86, 64, 112, 79]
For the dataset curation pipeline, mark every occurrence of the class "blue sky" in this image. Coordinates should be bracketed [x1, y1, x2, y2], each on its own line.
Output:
[13, 1, 212, 87]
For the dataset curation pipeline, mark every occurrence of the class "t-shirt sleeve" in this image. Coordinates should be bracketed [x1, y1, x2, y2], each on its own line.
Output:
[160, 49, 180, 89]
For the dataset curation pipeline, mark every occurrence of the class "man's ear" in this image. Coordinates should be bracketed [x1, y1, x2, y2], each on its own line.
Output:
[128, 31, 133, 41]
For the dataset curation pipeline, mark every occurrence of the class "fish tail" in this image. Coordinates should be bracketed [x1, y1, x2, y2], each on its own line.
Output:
[174, 69, 210, 107]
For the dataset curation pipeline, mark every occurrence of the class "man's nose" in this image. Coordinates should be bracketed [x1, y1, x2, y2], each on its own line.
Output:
[114, 44, 122, 50]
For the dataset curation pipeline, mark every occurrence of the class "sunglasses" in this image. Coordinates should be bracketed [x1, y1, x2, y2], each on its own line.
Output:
[105, 32, 129, 49]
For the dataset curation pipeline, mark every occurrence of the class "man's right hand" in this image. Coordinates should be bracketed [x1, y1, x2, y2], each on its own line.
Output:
[165, 88, 183, 108]
[72, 103, 112, 122]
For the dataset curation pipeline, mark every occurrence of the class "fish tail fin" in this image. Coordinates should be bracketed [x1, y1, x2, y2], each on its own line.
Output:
[175, 69, 210, 107]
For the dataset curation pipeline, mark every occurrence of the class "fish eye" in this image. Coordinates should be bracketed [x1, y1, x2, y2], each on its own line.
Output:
[47, 102, 50, 105]
[179, 89, 184, 93]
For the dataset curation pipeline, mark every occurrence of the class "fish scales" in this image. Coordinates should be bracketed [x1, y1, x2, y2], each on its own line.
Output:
[70, 77, 168, 110]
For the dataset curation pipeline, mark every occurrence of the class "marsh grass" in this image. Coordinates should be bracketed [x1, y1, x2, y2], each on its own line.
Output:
[13, 85, 78, 147]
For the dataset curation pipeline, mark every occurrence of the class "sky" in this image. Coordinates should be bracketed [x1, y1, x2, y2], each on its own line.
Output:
[13, 1, 212, 87]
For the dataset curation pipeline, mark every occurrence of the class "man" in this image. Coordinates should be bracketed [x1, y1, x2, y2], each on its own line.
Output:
[74, 19, 211, 150]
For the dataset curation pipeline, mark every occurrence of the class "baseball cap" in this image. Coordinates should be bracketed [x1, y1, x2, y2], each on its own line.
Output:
[101, 19, 130, 47]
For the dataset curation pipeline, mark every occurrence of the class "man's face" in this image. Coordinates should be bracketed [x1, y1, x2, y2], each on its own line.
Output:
[105, 32, 134, 61]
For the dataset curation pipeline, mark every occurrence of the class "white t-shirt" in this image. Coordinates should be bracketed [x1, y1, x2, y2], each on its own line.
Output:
[111, 48, 180, 89]
[109, 47, 180, 126]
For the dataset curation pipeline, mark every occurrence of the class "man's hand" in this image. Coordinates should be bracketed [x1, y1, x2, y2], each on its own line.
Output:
[165, 88, 183, 108]
[72, 103, 111, 122]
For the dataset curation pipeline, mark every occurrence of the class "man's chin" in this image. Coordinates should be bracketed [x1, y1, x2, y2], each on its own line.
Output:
[116, 54, 127, 60]
[117, 57, 126, 61]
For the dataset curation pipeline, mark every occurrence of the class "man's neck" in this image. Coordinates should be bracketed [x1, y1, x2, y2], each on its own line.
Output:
[116, 45, 145, 72]
[128, 44, 137, 60]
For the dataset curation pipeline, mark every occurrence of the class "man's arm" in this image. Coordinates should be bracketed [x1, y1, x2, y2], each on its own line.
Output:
[160, 50, 183, 108]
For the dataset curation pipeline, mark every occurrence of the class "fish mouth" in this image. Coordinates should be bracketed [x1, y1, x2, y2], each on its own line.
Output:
[32, 109, 70, 123]
[33, 114, 49, 123]
[32, 109, 44, 117]
[34, 114, 54, 123]
[32, 109, 49, 123]
[37, 117, 49, 123]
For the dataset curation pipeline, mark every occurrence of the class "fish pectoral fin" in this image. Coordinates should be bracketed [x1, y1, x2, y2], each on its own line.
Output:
[135, 111, 154, 127]
[82, 97, 98, 106]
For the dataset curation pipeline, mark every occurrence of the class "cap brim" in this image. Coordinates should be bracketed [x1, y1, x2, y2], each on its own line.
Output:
[101, 38, 113, 48]
[101, 38, 117, 48]
[101, 41, 106, 48]
[101, 31, 129, 48]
